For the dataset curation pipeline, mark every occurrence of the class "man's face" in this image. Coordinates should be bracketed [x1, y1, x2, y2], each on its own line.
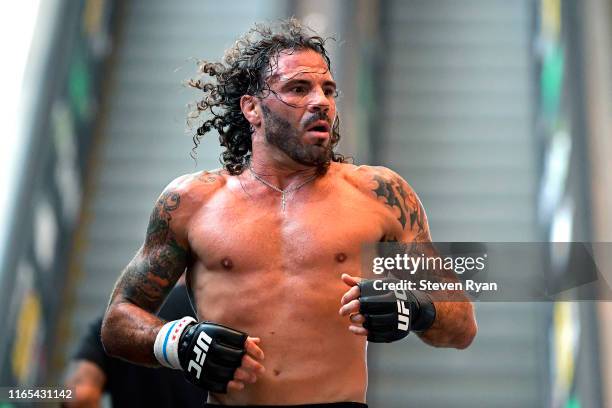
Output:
[259, 49, 337, 167]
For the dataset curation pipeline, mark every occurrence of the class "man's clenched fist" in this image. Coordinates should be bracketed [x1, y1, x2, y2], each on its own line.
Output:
[154, 318, 265, 393]
[339, 274, 436, 343]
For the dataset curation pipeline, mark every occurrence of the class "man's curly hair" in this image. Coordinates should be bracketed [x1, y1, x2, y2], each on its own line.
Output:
[187, 18, 347, 175]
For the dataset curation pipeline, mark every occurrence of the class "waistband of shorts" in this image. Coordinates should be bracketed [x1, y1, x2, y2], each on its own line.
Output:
[203, 403, 367, 408]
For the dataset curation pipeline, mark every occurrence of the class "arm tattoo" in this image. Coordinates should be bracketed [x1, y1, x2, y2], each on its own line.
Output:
[373, 172, 444, 280]
[119, 190, 188, 311]
[371, 171, 475, 346]
[145, 192, 180, 247]
[372, 174, 426, 235]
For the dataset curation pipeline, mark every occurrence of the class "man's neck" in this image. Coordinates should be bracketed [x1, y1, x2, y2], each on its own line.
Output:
[249, 142, 318, 190]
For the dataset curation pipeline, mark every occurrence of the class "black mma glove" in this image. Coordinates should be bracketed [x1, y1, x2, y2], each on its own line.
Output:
[358, 277, 436, 343]
[154, 317, 247, 393]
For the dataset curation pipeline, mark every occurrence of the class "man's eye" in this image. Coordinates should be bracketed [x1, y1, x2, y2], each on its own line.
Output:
[291, 86, 307, 94]
[325, 88, 338, 98]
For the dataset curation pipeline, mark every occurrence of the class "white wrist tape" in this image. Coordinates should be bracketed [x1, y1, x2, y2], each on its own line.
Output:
[154, 316, 196, 369]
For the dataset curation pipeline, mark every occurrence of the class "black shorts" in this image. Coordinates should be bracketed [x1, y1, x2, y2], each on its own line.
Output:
[203, 403, 367, 408]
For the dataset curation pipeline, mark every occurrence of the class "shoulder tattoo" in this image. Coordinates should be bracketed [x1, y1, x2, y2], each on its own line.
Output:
[371, 173, 427, 237]
[145, 191, 181, 246]
[197, 170, 222, 184]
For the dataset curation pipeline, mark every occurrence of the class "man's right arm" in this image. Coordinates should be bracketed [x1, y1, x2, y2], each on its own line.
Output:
[101, 175, 265, 393]
[101, 184, 190, 366]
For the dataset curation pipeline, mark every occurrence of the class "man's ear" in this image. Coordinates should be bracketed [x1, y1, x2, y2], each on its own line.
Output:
[240, 95, 261, 127]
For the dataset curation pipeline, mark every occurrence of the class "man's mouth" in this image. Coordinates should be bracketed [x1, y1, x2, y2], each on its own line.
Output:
[305, 120, 331, 136]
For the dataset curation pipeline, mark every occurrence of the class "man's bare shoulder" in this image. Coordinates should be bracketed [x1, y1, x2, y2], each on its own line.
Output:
[338, 163, 428, 235]
[163, 168, 228, 202]
[338, 163, 407, 195]
[154, 169, 228, 226]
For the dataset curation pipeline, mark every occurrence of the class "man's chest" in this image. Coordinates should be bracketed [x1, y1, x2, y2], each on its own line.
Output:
[186, 185, 389, 273]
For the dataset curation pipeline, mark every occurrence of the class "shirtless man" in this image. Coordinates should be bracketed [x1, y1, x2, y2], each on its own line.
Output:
[101, 19, 477, 407]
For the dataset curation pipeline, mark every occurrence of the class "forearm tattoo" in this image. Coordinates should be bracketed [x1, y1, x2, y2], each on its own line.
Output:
[117, 191, 189, 311]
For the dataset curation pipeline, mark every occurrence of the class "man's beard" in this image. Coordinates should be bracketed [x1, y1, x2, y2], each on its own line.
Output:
[261, 105, 333, 172]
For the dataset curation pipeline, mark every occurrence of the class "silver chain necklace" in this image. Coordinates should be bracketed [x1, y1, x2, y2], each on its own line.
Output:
[248, 164, 318, 211]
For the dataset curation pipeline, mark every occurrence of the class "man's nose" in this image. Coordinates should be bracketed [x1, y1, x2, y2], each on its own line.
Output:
[306, 88, 331, 113]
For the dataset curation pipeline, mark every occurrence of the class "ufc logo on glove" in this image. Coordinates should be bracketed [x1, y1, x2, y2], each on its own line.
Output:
[394, 288, 410, 331]
[188, 331, 213, 379]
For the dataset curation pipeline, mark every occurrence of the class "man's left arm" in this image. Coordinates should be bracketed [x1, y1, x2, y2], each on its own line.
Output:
[339, 168, 477, 349]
